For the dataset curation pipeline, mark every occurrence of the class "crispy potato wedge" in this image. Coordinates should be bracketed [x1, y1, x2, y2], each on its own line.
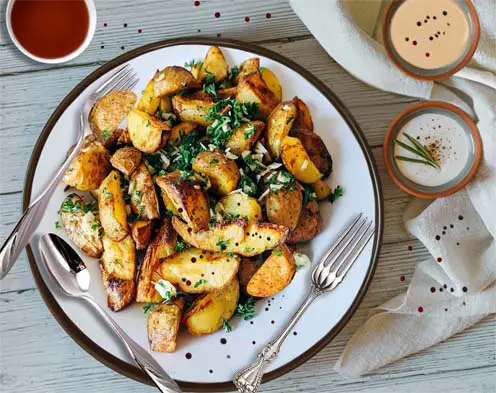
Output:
[172, 217, 245, 251]
[288, 200, 322, 243]
[190, 63, 201, 79]
[147, 298, 184, 352]
[168, 121, 198, 146]
[311, 179, 332, 200]
[234, 58, 260, 84]
[289, 128, 332, 178]
[153, 66, 201, 97]
[155, 248, 240, 294]
[172, 91, 215, 127]
[89, 91, 137, 144]
[215, 193, 263, 222]
[161, 190, 178, 215]
[137, 219, 177, 303]
[217, 87, 237, 99]
[159, 95, 173, 112]
[63, 136, 111, 191]
[281, 136, 323, 183]
[192, 151, 240, 196]
[184, 278, 239, 336]
[117, 128, 132, 145]
[130, 220, 153, 250]
[236, 72, 280, 120]
[156, 171, 210, 231]
[59, 194, 103, 258]
[234, 222, 290, 256]
[101, 235, 136, 280]
[226, 121, 265, 155]
[266, 102, 297, 159]
[260, 68, 282, 101]
[246, 245, 295, 297]
[265, 186, 303, 230]
[127, 108, 170, 153]
[129, 163, 160, 220]
[137, 71, 161, 115]
[198, 46, 228, 82]
[292, 97, 314, 131]
[98, 170, 129, 241]
[100, 261, 136, 312]
[110, 146, 142, 176]
[238, 258, 260, 289]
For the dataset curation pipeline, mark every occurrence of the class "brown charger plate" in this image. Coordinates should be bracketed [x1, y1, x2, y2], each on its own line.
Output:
[23, 37, 383, 391]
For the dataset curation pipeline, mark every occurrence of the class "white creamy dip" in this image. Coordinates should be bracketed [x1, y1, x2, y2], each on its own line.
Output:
[394, 113, 469, 187]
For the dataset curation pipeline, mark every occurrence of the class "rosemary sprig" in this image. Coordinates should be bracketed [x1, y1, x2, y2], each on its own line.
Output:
[395, 155, 438, 168]
[394, 133, 439, 168]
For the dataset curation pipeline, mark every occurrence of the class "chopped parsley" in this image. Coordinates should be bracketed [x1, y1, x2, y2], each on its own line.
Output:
[216, 239, 229, 251]
[227, 66, 239, 83]
[132, 190, 142, 204]
[222, 318, 232, 333]
[235, 296, 256, 320]
[272, 249, 283, 256]
[239, 170, 258, 196]
[302, 184, 317, 204]
[328, 185, 344, 203]
[103, 190, 113, 199]
[145, 120, 151, 127]
[221, 212, 240, 223]
[210, 158, 219, 165]
[164, 131, 205, 171]
[202, 71, 217, 99]
[54, 220, 61, 229]
[142, 302, 158, 314]
[243, 124, 256, 140]
[184, 59, 203, 69]
[175, 241, 187, 252]
[102, 129, 112, 139]
[194, 279, 207, 288]
[60, 196, 82, 213]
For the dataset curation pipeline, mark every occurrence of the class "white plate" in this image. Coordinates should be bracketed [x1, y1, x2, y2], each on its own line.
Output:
[24, 39, 382, 390]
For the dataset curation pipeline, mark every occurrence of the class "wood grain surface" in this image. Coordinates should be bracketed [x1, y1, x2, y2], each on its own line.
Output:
[0, 1, 494, 392]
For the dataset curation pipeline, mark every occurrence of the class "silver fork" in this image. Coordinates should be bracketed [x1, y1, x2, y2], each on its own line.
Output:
[0, 64, 138, 279]
[233, 213, 375, 393]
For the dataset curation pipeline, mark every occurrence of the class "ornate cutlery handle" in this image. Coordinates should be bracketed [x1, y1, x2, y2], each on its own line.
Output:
[234, 286, 322, 393]
[82, 295, 182, 393]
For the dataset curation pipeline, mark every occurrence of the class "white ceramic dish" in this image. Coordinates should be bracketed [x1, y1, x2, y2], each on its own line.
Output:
[23, 39, 382, 390]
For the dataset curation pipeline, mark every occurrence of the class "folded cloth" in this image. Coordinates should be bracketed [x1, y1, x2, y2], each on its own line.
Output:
[289, 0, 496, 378]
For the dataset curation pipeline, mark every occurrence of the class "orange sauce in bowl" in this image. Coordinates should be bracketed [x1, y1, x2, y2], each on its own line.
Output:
[11, 0, 89, 59]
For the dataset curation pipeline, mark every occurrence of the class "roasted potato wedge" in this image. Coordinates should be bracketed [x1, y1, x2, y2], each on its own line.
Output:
[217, 87, 237, 99]
[233, 222, 290, 256]
[260, 68, 282, 101]
[161, 190, 178, 215]
[63, 136, 111, 191]
[184, 278, 239, 336]
[110, 146, 142, 176]
[172, 217, 245, 251]
[246, 245, 295, 297]
[137, 71, 161, 115]
[238, 258, 260, 288]
[130, 220, 153, 250]
[234, 58, 260, 84]
[172, 91, 215, 127]
[147, 298, 184, 352]
[155, 248, 240, 293]
[89, 91, 137, 144]
[153, 66, 201, 97]
[198, 46, 228, 82]
[266, 102, 297, 159]
[129, 163, 160, 220]
[137, 219, 177, 303]
[226, 121, 265, 155]
[98, 170, 129, 241]
[117, 128, 132, 145]
[292, 97, 314, 131]
[265, 186, 303, 230]
[168, 121, 198, 146]
[215, 193, 263, 222]
[59, 194, 103, 258]
[100, 262, 136, 312]
[281, 136, 323, 184]
[311, 179, 332, 200]
[101, 235, 136, 280]
[192, 151, 240, 196]
[288, 200, 322, 243]
[127, 109, 170, 154]
[236, 72, 280, 120]
[289, 128, 332, 178]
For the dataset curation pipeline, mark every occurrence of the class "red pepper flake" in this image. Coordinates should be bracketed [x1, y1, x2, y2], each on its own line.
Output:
[430, 287, 436, 293]
[418, 306, 424, 313]
[400, 275, 405, 282]
[437, 257, 443, 263]
[185, 352, 192, 359]
[214, 12, 221, 18]
[194, 0, 200, 6]
[408, 245, 413, 251]
[266, 13, 272, 19]
[245, 16, 250, 22]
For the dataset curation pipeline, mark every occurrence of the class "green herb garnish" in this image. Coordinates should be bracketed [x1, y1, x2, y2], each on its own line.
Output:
[143, 302, 158, 314]
[175, 241, 187, 252]
[102, 129, 112, 139]
[222, 318, 232, 333]
[394, 133, 440, 168]
[216, 239, 229, 251]
[328, 185, 344, 204]
[184, 59, 202, 69]
[194, 279, 208, 288]
[235, 296, 256, 320]
[272, 249, 283, 256]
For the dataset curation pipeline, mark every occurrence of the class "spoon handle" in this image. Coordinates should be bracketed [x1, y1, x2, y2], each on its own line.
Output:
[82, 295, 182, 393]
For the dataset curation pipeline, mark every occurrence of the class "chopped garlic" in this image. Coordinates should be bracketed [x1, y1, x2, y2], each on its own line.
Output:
[294, 252, 311, 270]
[300, 159, 309, 170]
[154, 279, 177, 300]
[258, 188, 271, 201]
[253, 142, 268, 155]
[226, 151, 238, 160]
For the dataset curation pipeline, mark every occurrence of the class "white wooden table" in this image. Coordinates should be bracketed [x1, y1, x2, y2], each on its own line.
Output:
[0, 1, 494, 392]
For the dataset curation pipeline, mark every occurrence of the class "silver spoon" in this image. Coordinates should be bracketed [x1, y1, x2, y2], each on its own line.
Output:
[38, 233, 182, 393]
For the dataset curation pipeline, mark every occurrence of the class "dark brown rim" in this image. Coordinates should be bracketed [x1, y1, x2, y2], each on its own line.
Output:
[382, 0, 480, 81]
[23, 37, 383, 392]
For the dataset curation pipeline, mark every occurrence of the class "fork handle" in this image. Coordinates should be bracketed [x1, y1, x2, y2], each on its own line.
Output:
[233, 285, 322, 393]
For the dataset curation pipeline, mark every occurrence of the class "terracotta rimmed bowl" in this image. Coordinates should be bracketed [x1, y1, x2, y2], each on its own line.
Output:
[382, 0, 480, 81]
[384, 101, 482, 199]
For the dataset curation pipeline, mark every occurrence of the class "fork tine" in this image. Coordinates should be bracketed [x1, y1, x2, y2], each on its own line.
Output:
[98, 67, 135, 97]
[119, 73, 139, 91]
[92, 64, 130, 97]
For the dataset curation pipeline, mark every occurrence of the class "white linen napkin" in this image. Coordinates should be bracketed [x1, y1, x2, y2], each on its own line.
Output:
[289, 0, 496, 378]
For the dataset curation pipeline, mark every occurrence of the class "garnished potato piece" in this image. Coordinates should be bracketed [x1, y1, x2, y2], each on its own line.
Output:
[238, 258, 260, 288]
[98, 170, 128, 241]
[63, 136, 111, 191]
[266, 102, 297, 159]
[190, 63, 201, 79]
[127, 109, 170, 153]
[281, 136, 323, 183]
[89, 91, 137, 144]
[215, 193, 263, 222]
[171, 217, 245, 251]
[155, 248, 240, 294]
[130, 220, 153, 250]
[137, 71, 161, 115]
[198, 46, 228, 82]
[236, 72, 280, 119]
[246, 245, 295, 297]
[172, 92, 215, 127]
[192, 151, 240, 196]
[184, 278, 239, 336]
[265, 186, 302, 230]
[153, 66, 201, 97]
[129, 163, 160, 220]
[110, 146, 142, 176]
[59, 194, 103, 258]
[147, 299, 184, 352]
[288, 200, 322, 243]
[137, 219, 177, 303]
[169, 121, 198, 146]
[260, 68, 282, 101]
[100, 263, 136, 312]
[292, 97, 314, 131]
[156, 171, 210, 231]
[233, 222, 290, 256]
[226, 121, 265, 155]
[234, 58, 260, 84]
[290, 128, 333, 178]
[311, 179, 332, 200]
